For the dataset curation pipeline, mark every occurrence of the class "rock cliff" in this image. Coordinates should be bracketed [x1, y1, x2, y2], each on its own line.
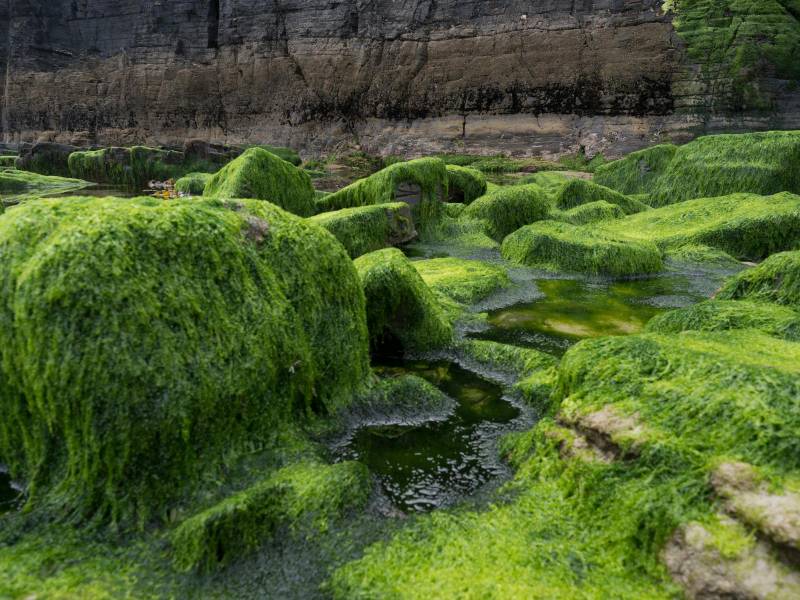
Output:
[2, 0, 799, 156]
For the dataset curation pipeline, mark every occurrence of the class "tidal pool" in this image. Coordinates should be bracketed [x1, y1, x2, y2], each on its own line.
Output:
[340, 359, 523, 513]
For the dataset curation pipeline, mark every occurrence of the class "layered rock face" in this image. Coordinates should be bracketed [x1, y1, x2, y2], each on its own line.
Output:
[1, 0, 798, 156]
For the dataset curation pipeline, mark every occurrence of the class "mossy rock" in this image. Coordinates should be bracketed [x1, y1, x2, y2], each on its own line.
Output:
[556, 201, 626, 225]
[554, 179, 648, 214]
[718, 250, 800, 309]
[308, 202, 416, 259]
[501, 220, 663, 276]
[68, 146, 185, 188]
[412, 258, 510, 305]
[203, 147, 316, 216]
[600, 192, 800, 262]
[0, 196, 370, 526]
[316, 158, 447, 229]
[0, 155, 18, 168]
[593, 144, 677, 196]
[172, 460, 369, 572]
[354, 248, 452, 353]
[253, 145, 302, 166]
[174, 171, 212, 195]
[446, 165, 487, 204]
[645, 300, 800, 341]
[461, 184, 551, 241]
[16, 142, 78, 177]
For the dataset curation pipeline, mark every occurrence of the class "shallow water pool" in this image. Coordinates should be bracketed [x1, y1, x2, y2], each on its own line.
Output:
[0, 470, 20, 514]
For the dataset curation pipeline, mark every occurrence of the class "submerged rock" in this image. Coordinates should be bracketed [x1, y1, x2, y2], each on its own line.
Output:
[203, 147, 316, 216]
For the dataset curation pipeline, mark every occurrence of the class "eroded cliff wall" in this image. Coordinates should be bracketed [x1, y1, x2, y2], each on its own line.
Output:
[2, 0, 799, 156]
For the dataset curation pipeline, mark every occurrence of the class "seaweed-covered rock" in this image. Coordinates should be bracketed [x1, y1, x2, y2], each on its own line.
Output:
[595, 132, 800, 206]
[0, 169, 89, 203]
[718, 250, 800, 309]
[446, 165, 487, 204]
[645, 300, 800, 340]
[554, 179, 647, 214]
[68, 146, 185, 187]
[601, 192, 800, 262]
[203, 147, 316, 216]
[354, 248, 452, 353]
[556, 201, 626, 225]
[308, 202, 416, 259]
[0, 196, 370, 525]
[412, 258, 509, 304]
[15, 142, 79, 177]
[501, 220, 663, 276]
[174, 172, 212, 195]
[316, 158, 447, 228]
[172, 461, 369, 572]
[461, 184, 551, 241]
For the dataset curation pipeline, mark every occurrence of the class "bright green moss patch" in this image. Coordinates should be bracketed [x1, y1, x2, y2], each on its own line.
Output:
[411, 258, 510, 304]
[594, 144, 678, 195]
[718, 250, 800, 308]
[645, 300, 800, 340]
[174, 171, 212, 195]
[555, 200, 626, 225]
[445, 165, 487, 204]
[203, 147, 316, 216]
[172, 460, 369, 572]
[0, 169, 90, 203]
[461, 184, 551, 241]
[0, 196, 370, 526]
[316, 158, 447, 229]
[601, 192, 800, 261]
[501, 221, 663, 276]
[664, 243, 742, 268]
[308, 202, 416, 259]
[554, 179, 648, 214]
[354, 248, 452, 353]
[455, 339, 557, 383]
[67, 146, 186, 188]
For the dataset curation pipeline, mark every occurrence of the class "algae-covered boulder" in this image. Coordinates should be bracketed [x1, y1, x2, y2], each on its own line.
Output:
[554, 179, 647, 215]
[16, 142, 79, 177]
[203, 147, 316, 216]
[172, 461, 369, 572]
[174, 171, 213, 195]
[316, 158, 447, 227]
[557, 201, 626, 225]
[0, 196, 370, 524]
[595, 132, 800, 206]
[354, 248, 452, 353]
[501, 220, 663, 276]
[601, 192, 800, 261]
[308, 202, 416, 258]
[645, 300, 800, 340]
[412, 257, 509, 304]
[462, 184, 551, 241]
[718, 251, 800, 308]
[68, 146, 185, 187]
[446, 165, 487, 204]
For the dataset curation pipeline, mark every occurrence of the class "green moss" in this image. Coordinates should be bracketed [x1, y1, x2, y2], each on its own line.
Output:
[316, 158, 447, 230]
[554, 179, 648, 214]
[664, 244, 742, 268]
[514, 171, 571, 194]
[454, 339, 557, 382]
[0, 156, 17, 167]
[174, 172, 212, 195]
[0, 169, 90, 203]
[595, 132, 800, 206]
[203, 148, 316, 216]
[462, 184, 552, 241]
[600, 192, 800, 261]
[555, 200, 626, 225]
[445, 165, 487, 204]
[442, 202, 466, 218]
[718, 250, 800, 308]
[67, 146, 186, 188]
[0, 196, 370, 526]
[411, 258, 510, 304]
[501, 220, 663, 276]
[645, 300, 800, 340]
[172, 460, 369, 572]
[307, 202, 416, 259]
[252, 145, 301, 166]
[354, 248, 452, 353]
[700, 515, 756, 560]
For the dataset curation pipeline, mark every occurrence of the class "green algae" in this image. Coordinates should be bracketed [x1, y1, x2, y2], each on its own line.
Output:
[718, 250, 800, 308]
[0, 156, 17, 168]
[554, 179, 648, 214]
[645, 299, 800, 340]
[203, 148, 316, 216]
[252, 145, 302, 166]
[67, 146, 188, 189]
[601, 192, 800, 261]
[593, 144, 678, 195]
[411, 257, 510, 304]
[172, 461, 370, 572]
[445, 165, 487, 203]
[0, 196, 370, 526]
[501, 221, 663, 276]
[174, 171, 212, 195]
[461, 184, 551, 241]
[555, 200, 626, 225]
[0, 169, 90, 203]
[354, 248, 452, 353]
[308, 202, 416, 259]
